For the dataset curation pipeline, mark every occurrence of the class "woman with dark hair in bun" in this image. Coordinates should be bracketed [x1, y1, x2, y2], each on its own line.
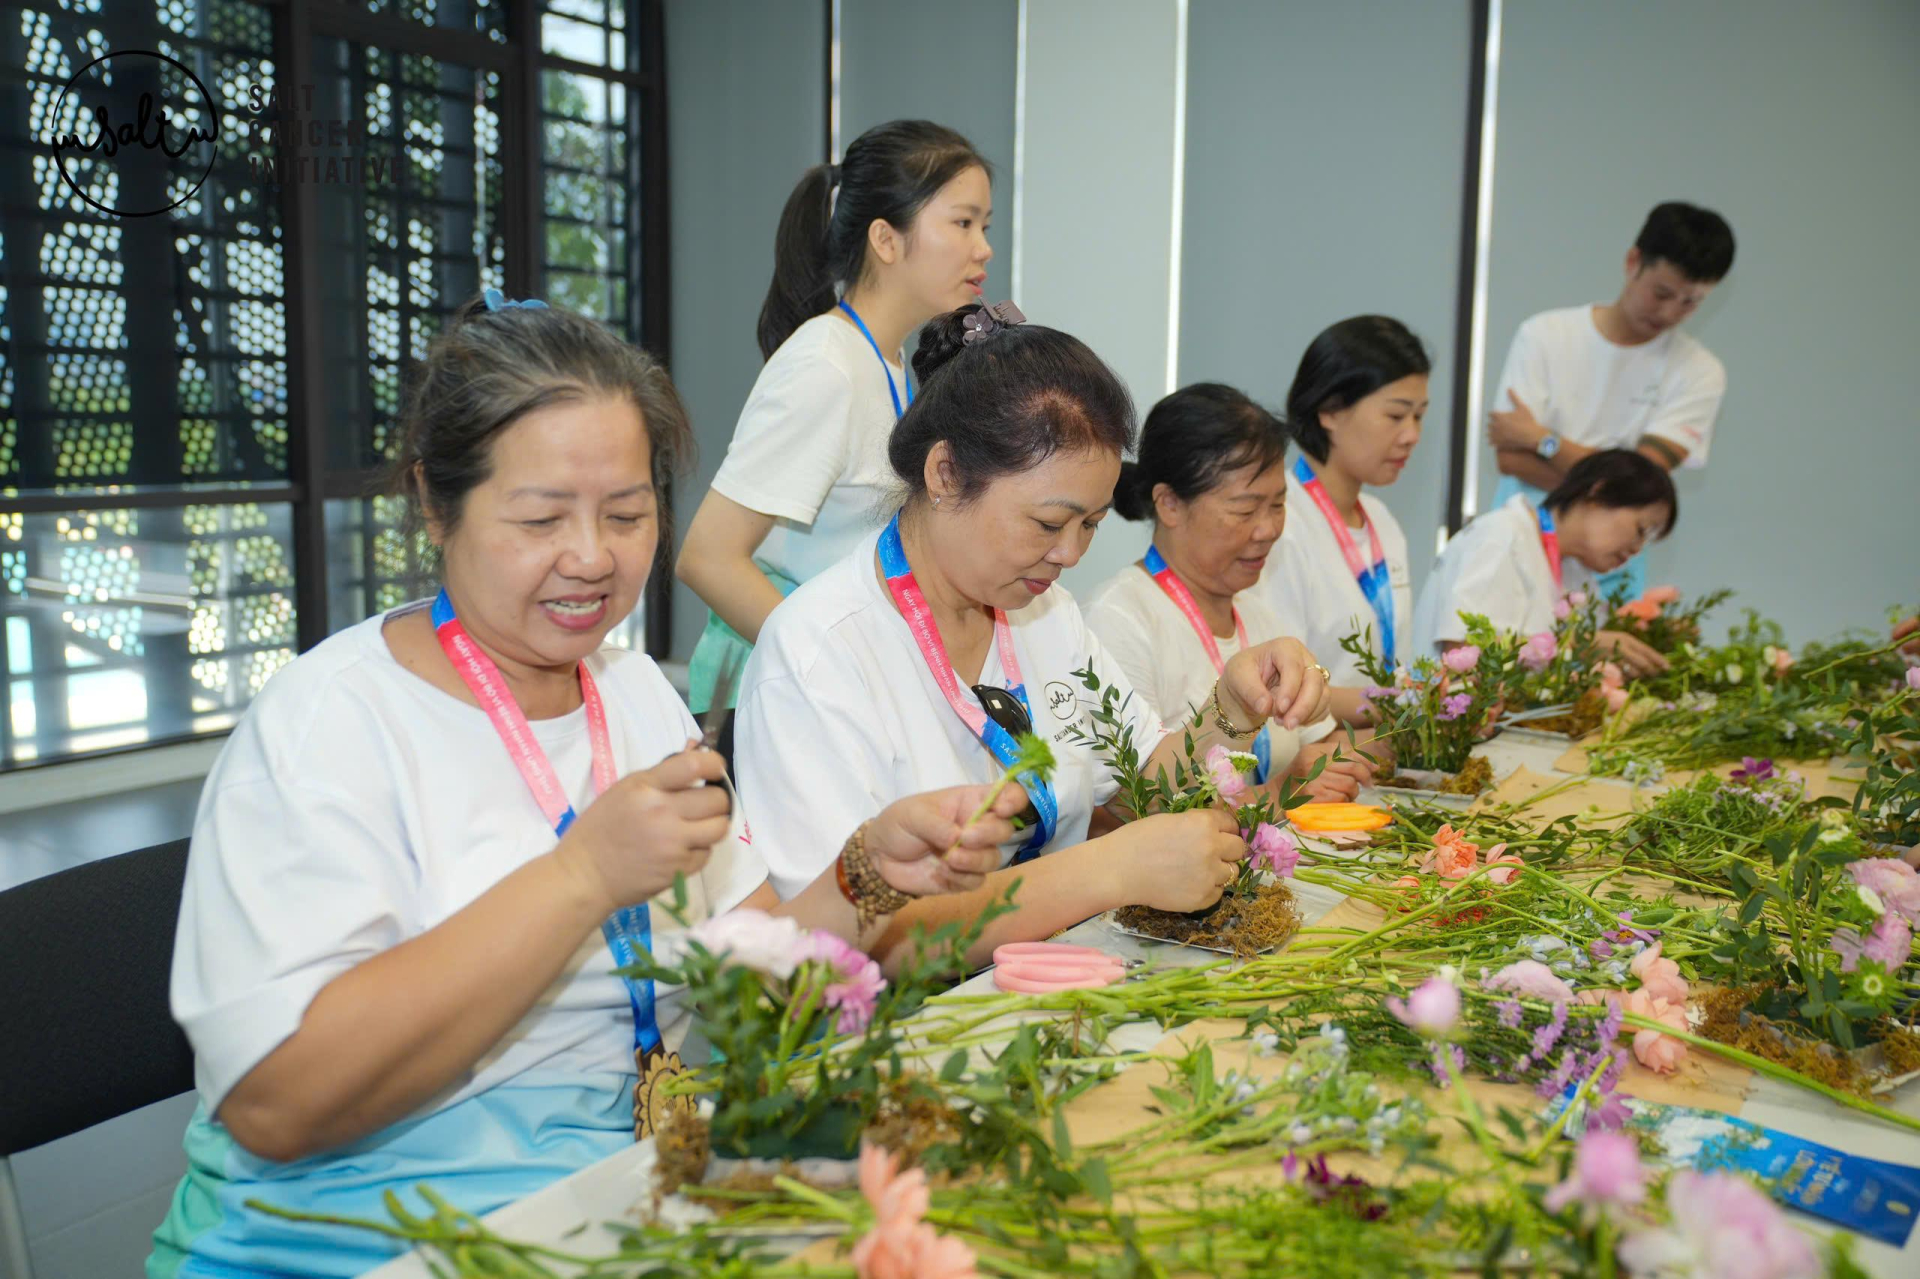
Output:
[1086, 383, 1381, 804]
[677, 121, 996, 743]
[734, 306, 1334, 969]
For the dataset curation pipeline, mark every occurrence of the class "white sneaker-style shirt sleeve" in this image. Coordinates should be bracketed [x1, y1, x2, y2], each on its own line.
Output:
[1491, 314, 1558, 427]
[711, 338, 859, 527]
[1640, 346, 1726, 466]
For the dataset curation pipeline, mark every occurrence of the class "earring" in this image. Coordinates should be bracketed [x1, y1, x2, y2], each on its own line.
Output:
[932, 495, 942, 508]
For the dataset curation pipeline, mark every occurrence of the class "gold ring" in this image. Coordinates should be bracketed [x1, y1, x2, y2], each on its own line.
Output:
[1311, 663, 1332, 683]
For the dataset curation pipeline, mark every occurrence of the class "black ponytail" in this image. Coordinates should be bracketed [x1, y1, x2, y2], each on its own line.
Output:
[1114, 383, 1288, 523]
[756, 120, 991, 360]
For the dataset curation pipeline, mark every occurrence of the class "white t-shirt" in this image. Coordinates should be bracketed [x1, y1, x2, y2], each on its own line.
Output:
[1083, 562, 1335, 768]
[735, 529, 1168, 899]
[171, 606, 766, 1115]
[1492, 305, 1725, 469]
[1411, 493, 1597, 654]
[1252, 466, 1414, 686]
[711, 312, 906, 586]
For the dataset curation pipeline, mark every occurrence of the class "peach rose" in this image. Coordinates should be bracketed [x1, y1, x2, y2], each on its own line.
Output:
[1629, 941, 1689, 1006]
[1422, 824, 1479, 879]
[1627, 989, 1689, 1074]
[1484, 843, 1526, 886]
[1642, 585, 1681, 606]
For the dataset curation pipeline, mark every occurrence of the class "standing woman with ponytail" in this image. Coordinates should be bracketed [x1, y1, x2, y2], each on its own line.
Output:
[677, 121, 995, 733]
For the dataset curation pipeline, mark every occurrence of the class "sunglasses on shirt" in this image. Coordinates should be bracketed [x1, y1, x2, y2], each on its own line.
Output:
[972, 684, 1033, 739]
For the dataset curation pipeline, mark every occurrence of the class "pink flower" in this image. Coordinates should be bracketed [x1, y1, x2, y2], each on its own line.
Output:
[805, 932, 888, 1034]
[1907, 666, 1920, 692]
[1605, 686, 1631, 713]
[1543, 1129, 1647, 1215]
[1598, 661, 1625, 691]
[1519, 631, 1558, 672]
[1618, 1170, 1819, 1279]
[1626, 989, 1688, 1074]
[1554, 597, 1572, 621]
[1421, 824, 1479, 879]
[686, 910, 809, 978]
[1615, 599, 1661, 624]
[1247, 823, 1300, 878]
[1830, 913, 1913, 974]
[1204, 744, 1251, 801]
[1629, 941, 1689, 1006]
[1850, 858, 1920, 923]
[1769, 646, 1794, 677]
[1442, 644, 1482, 674]
[1642, 585, 1682, 607]
[1484, 843, 1526, 886]
[852, 1146, 981, 1279]
[1386, 975, 1460, 1036]
[1483, 959, 1574, 1003]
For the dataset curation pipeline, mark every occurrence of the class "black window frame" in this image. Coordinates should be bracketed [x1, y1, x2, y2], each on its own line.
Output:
[0, 0, 672, 773]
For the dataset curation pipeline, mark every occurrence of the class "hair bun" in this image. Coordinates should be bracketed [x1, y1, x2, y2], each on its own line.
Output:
[910, 304, 983, 384]
[1111, 459, 1153, 522]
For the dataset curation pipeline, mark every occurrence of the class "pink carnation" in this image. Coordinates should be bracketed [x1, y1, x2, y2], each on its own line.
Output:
[1847, 858, 1920, 923]
[1204, 744, 1251, 801]
[1543, 1129, 1647, 1216]
[1483, 959, 1574, 1003]
[1248, 822, 1300, 878]
[1421, 824, 1479, 879]
[1618, 1170, 1819, 1279]
[852, 1145, 980, 1279]
[1629, 941, 1689, 1006]
[1442, 644, 1482, 674]
[1519, 631, 1558, 672]
[1386, 975, 1460, 1036]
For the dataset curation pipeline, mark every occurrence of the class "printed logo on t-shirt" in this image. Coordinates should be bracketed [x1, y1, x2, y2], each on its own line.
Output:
[1044, 680, 1077, 722]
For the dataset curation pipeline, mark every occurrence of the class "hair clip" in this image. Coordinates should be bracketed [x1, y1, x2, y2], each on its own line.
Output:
[961, 299, 1027, 345]
[482, 287, 548, 312]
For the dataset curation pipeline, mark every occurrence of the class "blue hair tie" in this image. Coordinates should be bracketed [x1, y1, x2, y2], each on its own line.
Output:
[482, 286, 548, 312]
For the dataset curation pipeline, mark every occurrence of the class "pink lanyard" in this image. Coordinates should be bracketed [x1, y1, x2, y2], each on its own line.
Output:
[1295, 460, 1386, 582]
[878, 521, 1028, 738]
[429, 590, 616, 834]
[1143, 545, 1246, 675]
[1534, 504, 1565, 594]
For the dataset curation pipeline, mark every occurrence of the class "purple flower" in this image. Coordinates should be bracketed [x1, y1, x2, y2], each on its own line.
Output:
[1531, 1000, 1570, 1061]
[1730, 756, 1774, 782]
[1442, 645, 1482, 674]
[1247, 823, 1301, 878]
[1586, 1087, 1634, 1133]
[1519, 630, 1558, 672]
[1589, 936, 1616, 960]
[1387, 975, 1461, 1037]
[1301, 1155, 1387, 1220]
[1437, 692, 1473, 721]
[1497, 1000, 1524, 1029]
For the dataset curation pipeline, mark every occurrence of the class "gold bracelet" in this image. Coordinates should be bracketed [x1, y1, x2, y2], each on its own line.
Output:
[834, 821, 913, 933]
[1209, 680, 1259, 739]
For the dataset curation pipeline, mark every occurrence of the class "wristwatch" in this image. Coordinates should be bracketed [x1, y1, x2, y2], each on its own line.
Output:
[1535, 431, 1562, 460]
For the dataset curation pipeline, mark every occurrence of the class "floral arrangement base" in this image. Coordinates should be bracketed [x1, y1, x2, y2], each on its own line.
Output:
[1517, 690, 1606, 739]
[1373, 756, 1494, 804]
[1692, 986, 1920, 1098]
[649, 1106, 864, 1215]
[1109, 881, 1301, 958]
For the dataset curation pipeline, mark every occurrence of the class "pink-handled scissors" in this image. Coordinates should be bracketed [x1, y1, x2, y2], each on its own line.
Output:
[991, 942, 1134, 993]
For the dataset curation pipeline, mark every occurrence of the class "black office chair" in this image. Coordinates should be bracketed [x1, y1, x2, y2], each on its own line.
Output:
[0, 839, 196, 1279]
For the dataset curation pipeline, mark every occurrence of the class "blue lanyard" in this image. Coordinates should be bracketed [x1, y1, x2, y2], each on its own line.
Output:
[837, 300, 912, 420]
[429, 589, 660, 1055]
[877, 515, 1057, 859]
[1292, 455, 1397, 671]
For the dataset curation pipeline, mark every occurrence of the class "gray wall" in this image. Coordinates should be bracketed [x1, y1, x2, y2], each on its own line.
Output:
[840, 0, 1019, 298]
[1478, 0, 1920, 643]
[662, 0, 826, 661]
[1178, 0, 1473, 585]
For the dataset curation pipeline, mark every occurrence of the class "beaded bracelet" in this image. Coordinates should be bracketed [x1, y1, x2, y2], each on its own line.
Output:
[834, 821, 913, 933]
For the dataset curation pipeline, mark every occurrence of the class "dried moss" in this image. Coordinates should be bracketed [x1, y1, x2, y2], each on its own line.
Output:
[1522, 689, 1606, 739]
[1116, 881, 1302, 958]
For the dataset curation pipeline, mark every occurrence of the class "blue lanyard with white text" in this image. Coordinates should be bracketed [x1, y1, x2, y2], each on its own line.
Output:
[429, 589, 661, 1055]
[1293, 455, 1396, 671]
[877, 515, 1057, 859]
[837, 300, 912, 420]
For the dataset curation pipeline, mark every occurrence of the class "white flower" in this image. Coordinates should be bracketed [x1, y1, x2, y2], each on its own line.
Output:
[1724, 664, 1744, 684]
[683, 909, 809, 978]
[1858, 886, 1886, 916]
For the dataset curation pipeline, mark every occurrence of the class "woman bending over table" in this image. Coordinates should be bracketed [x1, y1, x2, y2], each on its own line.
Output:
[732, 304, 1333, 973]
[1411, 448, 1677, 678]
[147, 295, 1024, 1278]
